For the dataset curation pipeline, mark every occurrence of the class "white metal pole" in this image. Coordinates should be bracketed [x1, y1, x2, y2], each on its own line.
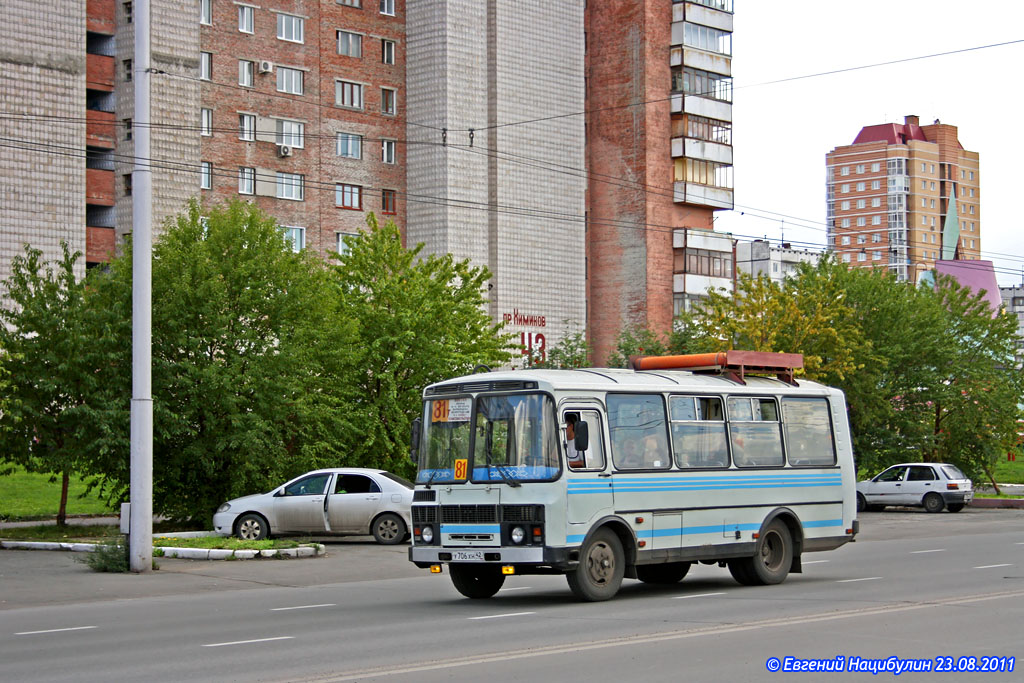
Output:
[129, 0, 153, 573]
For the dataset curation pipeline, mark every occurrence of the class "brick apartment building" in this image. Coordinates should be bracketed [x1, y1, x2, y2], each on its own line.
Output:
[826, 115, 981, 284]
[585, 0, 734, 363]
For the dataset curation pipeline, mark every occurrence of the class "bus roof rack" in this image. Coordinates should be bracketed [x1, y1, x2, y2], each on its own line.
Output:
[630, 351, 803, 386]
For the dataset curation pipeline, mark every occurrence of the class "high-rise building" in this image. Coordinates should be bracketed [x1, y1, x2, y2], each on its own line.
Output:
[585, 0, 734, 363]
[826, 115, 981, 284]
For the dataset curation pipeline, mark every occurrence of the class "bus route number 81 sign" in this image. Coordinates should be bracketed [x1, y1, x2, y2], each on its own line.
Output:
[431, 398, 471, 423]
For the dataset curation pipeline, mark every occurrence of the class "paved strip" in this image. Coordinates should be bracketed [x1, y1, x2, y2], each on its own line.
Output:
[672, 592, 725, 600]
[910, 549, 946, 554]
[836, 576, 882, 583]
[306, 589, 1024, 682]
[974, 563, 1012, 569]
[15, 626, 97, 636]
[468, 612, 536, 621]
[270, 604, 336, 612]
[202, 636, 294, 648]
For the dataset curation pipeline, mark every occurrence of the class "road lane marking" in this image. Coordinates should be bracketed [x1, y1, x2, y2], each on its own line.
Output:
[672, 592, 725, 600]
[836, 577, 882, 583]
[974, 563, 1012, 569]
[203, 636, 294, 647]
[498, 587, 532, 592]
[468, 612, 536, 620]
[910, 549, 946, 554]
[802, 560, 830, 564]
[312, 589, 1024, 681]
[16, 626, 97, 636]
[270, 604, 336, 611]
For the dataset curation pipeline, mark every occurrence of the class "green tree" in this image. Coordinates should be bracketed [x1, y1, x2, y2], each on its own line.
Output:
[0, 243, 93, 525]
[529, 322, 590, 369]
[606, 325, 672, 368]
[332, 214, 514, 476]
[84, 200, 362, 521]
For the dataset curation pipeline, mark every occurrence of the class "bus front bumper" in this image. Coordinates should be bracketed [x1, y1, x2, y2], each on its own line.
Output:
[409, 545, 574, 569]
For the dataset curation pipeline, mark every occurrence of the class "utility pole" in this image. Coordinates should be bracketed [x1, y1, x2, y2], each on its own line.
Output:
[129, 0, 153, 573]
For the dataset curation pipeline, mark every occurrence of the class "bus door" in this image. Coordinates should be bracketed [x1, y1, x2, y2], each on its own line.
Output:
[564, 407, 612, 525]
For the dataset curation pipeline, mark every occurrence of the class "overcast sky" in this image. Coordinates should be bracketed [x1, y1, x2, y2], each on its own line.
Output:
[714, 0, 1024, 286]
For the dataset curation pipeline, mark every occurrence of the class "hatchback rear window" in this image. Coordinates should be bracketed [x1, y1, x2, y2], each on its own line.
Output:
[941, 465, 967, 480]
[379, 471, 414, 489]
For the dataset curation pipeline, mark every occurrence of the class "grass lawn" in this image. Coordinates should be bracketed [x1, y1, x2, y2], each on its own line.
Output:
[0, 466, 114, 521]
[991, 457, 1024, 485]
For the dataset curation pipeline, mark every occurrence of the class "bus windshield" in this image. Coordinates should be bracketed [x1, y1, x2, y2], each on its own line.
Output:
[416, 393, 559, 484]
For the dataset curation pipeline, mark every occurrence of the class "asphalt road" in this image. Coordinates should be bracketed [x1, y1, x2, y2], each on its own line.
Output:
[1, 509, 1022, 682]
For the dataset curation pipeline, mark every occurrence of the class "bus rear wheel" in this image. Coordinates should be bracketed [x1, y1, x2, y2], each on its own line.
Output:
[567, 528, 624, 601]
[636, 562, 691, 584]
[449, 564, 506, 599]
[729, 520, 792, 586]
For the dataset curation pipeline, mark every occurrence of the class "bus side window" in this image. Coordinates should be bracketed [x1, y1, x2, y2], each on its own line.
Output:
[565, 410, 606, 471]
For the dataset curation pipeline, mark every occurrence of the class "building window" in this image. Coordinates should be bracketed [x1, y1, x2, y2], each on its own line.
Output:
[282, 226, 305, 252]
[842, 253, 851, 264]
[277, 13, 304, 42]
[970, 205, 975, 214]
[382, 189, 396, 214]
[381, 87, 396, 115]
[382, 39, 395, 64]
[380, 0, 395, 16]
[276, 173, 304, 200]
[124, 59, 133, 81]
[337, 132, 362, 158]
[124, 173, 132, 196]
[678, 114, 731, 145]
[277, 66, 303, 95]
[238, 113, 255, 140]
[336, 80, 364, 109]
[674, 158, 733, 188]
[872, 162, 880, 172]
[921, 180, 927, 190]
[682, 22, 731, 55]
[856, 199, 865, 209]
[841, 219, 850, 228]
[930, 164, 935, 173]
[339, 0, 361, 5]
[199, 0, 211, 25]
[856, 217, 866, 227]
[123, 118, 132, 140]
[336, 183, 362, 209]
[840, 201, 849, 210]
[930, 199, 935, 208]
[931, 216, 936, 227]
[382, 139, 396, 164]
[855, 164, 865, 174]
[238, 5, 254, 33]
[871, 197, 881, 207]
[337, 30, 362, 57]
[238, 167, 255, 195]
[201, 108, 212, 136]
[872, 180, 880, 190]
[921, 162, 926, 172]
[969, 171, 974, 180]
[671, 66, 732, 101]
[840, 184, 849, 193]
[857, 235, 866, 244]
[857, 251, 866, 262]
[872, 216, 881, 226]
[873, 251, 881, 261]
[856, 182, 864, 192]
[239, 60, 254, 87]
[199, 52, 212, 80]
[200, 161, 212, 189]
[930, 181, 936, 190]
[276, 119, 304, 148]
[840, 166, 849, 176]
[678, 248, 732, 278]
[124, 1, 132, 23]
[336, 232, 358, 256]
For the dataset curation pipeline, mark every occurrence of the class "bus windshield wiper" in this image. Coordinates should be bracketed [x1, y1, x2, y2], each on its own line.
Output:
[423, 467, 439, 489]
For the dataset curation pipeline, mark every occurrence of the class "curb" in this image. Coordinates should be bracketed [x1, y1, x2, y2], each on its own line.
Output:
[0, 540, 326, 559]
[969, 498, 1024, 509]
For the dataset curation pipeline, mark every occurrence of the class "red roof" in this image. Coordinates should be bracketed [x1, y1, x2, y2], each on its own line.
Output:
[853, 123, 929, 145]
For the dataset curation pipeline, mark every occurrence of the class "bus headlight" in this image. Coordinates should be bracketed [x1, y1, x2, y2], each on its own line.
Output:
[421, 525, 434, 544]
[510, 526, 526, 545]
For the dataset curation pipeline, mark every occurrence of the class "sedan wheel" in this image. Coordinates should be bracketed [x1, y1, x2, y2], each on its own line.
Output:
[235, 513, 269, 540]
[372, 512, 407, 545]
[923, 493, 945, 513]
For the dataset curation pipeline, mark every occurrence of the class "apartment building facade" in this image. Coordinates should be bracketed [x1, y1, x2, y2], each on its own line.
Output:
[826, 115, 981, 284]
[735, 240, 821, 284]
[586, 0, 734, 363]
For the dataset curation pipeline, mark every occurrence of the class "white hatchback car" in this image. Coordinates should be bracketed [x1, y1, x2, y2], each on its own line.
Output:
[856, 463, 973, 513]
[213, 468, 414, 544]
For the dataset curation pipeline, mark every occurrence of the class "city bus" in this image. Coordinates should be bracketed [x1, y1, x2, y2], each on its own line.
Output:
[408, 351, 858, 601]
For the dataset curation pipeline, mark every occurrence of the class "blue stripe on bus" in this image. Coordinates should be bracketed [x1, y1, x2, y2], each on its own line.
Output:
[567, 483, 842, 494]
[440, 524, 501, 534]
[566, 519, 843, 545]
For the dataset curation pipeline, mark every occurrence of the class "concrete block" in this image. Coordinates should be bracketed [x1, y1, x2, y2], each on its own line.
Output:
[233, 549, 258, 559]
[208, 549, 234, 560]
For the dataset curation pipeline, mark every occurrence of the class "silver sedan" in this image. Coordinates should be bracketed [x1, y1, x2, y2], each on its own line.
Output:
[213, 468, 413, 544]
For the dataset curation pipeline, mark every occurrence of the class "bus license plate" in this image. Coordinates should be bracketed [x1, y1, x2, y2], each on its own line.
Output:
[453, 551, 484, 561]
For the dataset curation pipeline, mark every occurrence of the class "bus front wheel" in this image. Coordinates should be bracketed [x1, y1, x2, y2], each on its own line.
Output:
[728, 520, 792, 586]
[567, 528, 625, 601]
[450, 564, 506, 599]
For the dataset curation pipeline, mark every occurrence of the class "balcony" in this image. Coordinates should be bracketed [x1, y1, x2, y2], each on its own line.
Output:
[670, 93, 732, 121]
[86, 226, 116, 264]
[87, 54, 115, 91]
[673, 181, 733, 210]
[671, 137, 732, 164]
[86, 110, 116, 148]
[85, 168, 115, 206]
[87, 0, 116, 34]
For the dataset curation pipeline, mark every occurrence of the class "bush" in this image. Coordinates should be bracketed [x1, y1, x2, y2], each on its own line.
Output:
[77, 538, 128, 573]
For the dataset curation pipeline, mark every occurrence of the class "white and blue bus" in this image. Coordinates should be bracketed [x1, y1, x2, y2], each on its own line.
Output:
[408, 351, 858, 601]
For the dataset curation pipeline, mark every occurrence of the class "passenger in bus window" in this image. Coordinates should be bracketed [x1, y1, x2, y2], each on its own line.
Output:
[619, 439, 643, 468]
[565, 413, 585, 469]
[643, 435, 664, 468]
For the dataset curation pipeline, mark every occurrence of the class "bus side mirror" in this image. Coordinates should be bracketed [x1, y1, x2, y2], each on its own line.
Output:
[410, 417, 422, 463]
[574, 421, 589, 452]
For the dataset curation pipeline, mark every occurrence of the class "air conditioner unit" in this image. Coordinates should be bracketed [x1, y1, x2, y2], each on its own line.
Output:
[277, 145, 293, 158]
[258, 60, 274, 74]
